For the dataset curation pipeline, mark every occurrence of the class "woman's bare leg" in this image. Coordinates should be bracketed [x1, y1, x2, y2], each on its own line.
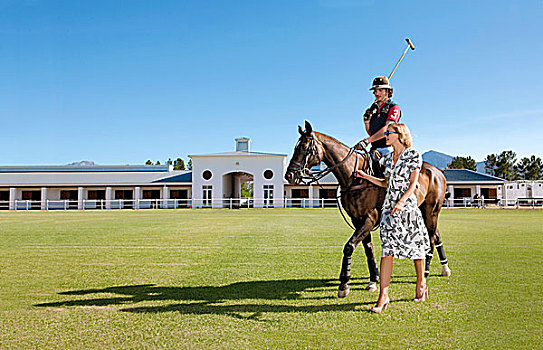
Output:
[376, 255, 393, 306]
[414, 258, 426, 298]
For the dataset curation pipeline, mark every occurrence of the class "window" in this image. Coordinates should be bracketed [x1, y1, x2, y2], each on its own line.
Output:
[88, 190, 105, 200]
[60, 190, 78, 200]
[0, 191, 9, 201]
[115, 190, 133, 199]
[292, 189, 309, 198]
[202, 170, 212, 180]
[319, 189, 337, 199]
[22, 191, 41, 201]
[0, 191, 9, 210]
[264, 184, 274, 208]
[115, 190, 134, 209]
[453, 188, 471, 198]
[170, 190, 188, 199]
[263, 169, 274, 180]
[143, 190, 161, 199]
[203, 185, 212, 207]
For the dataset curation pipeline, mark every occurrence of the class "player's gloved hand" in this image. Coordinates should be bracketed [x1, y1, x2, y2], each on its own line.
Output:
[363, 109, 372, 122]
[355, 139, 369, 151]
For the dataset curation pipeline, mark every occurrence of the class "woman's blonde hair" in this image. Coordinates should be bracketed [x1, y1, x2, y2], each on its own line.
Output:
[388, 123, 412, 148]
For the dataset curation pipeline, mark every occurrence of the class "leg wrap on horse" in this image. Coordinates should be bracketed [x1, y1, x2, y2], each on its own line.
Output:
[363, 241, 380, 283]
[339, 242, 355, 284]
[425, 252, 433, 278]
[434, 239, 448, 265]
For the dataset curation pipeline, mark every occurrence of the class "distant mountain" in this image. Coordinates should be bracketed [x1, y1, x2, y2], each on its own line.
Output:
[421, 151, 453, 169]
[422, 151, 487, 173]
[476, 161, 486, 173]
[67, 161, 96, 166]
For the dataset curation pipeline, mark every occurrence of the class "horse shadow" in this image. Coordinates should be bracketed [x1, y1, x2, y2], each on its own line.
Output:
[34, 278, 388, 319]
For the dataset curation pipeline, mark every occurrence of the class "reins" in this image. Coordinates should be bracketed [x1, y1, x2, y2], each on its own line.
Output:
[290, 136, 376, 230]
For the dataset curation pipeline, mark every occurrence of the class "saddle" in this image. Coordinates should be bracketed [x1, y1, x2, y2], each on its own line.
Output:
[348, 150, 384, 191]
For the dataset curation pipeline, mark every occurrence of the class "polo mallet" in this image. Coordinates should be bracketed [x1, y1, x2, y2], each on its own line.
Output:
[388, 38, 415, 80]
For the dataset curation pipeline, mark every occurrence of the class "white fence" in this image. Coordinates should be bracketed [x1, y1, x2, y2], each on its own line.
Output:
[1, 197, 542, 211]
[443, 198, 543, 209]
[0, 198, 340, 210]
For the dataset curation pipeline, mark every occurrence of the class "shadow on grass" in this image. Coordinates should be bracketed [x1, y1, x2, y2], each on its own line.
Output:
[34, 277, 426, 319]
[34, 278, 383, 319]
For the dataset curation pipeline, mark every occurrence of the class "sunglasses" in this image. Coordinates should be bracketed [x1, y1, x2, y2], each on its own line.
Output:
[384, 131, 398, 136]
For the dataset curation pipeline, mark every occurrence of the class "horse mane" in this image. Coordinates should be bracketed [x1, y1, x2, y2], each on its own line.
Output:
[313, 131, 350, 149]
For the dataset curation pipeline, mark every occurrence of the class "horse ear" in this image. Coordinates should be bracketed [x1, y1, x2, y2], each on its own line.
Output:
[298, 125, 304, 135]
[305, 121, 313, 134]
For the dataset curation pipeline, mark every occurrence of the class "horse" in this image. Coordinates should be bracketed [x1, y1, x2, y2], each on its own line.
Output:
[284, 121, 451, 297]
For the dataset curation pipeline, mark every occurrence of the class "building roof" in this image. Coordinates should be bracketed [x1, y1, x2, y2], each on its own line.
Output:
[153, 172, 192, 183]
[189, 151, 286, 158]
[442, 169, 505, 183]
[0, 165, 171, 173]
[0, 169, 192, 187]
[284, 168, 506, 186]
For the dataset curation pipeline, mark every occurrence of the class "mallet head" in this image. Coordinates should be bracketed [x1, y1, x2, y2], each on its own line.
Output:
[406, 38, 415, 50]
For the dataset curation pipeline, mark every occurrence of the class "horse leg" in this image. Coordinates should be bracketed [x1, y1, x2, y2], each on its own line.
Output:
[338, 240, 355, 297]
[435, 228, 451, 277]
[362, 234, 379, 291]
[424, 239, 435, 278]
[420, 204, 437, 278]
[338, 219, 376, 298]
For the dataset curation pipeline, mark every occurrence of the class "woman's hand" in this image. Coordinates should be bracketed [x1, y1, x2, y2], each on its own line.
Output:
[354, 169, 366, 179]
[391, 200, 405, 216]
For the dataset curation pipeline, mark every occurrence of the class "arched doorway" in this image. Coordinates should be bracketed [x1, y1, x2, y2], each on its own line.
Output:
[222, 171, 254, 208]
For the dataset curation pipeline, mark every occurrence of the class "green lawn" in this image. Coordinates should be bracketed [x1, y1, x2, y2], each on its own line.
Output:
[1, 209, 542, 349]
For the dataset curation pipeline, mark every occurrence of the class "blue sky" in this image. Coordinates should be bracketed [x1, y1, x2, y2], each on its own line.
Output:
[1, 0, 542, 165]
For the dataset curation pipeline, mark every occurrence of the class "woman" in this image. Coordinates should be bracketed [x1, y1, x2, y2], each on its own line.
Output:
[355, 123, 430, 313]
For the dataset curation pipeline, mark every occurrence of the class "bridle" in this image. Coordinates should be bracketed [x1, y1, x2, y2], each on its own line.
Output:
[289, 135, 373, 186]
[288, 134, 378, 230]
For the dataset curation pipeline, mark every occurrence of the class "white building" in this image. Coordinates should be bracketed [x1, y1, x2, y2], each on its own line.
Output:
[189, 138, 287, 208]
[1, 138, 538, 210]
[504, 180, 543, 206]
[443, 169, 505, 201]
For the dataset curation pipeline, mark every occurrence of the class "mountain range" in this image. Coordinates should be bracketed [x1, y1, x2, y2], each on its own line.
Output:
[422, 150, 486, 173]
[67, 161, 96, 166]
[68, 152, 487, 173]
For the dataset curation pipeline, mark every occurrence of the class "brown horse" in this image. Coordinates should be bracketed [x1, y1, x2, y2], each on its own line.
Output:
[285, 121, 451, 297]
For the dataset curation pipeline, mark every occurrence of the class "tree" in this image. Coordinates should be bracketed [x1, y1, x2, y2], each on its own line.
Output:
[187, 159, 192, 170]
[155, 160, 161, 165]
[241, 182, 253, 197]
[166, 158, 173, 166]
[145, 160, 153, 165]
[173, 157, 185, 170]
[495, 150, 517, 181]
[517, 155, 543, 180]
[484, 154, 497, 176]
[447, 156, 477, 171]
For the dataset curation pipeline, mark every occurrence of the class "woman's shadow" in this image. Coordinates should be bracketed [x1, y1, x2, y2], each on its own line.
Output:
[34, 278, 381, 319]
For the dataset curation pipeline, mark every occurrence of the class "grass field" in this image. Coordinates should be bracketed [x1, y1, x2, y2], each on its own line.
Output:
[1, 209, 542, 349]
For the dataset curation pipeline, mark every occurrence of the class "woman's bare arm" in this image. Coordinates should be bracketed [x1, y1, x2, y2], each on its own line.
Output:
[354, 170, 386, 188]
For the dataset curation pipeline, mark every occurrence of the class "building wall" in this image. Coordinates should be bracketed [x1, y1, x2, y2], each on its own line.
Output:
[191, 155, 286, 208]
[504, 181, 543, 199]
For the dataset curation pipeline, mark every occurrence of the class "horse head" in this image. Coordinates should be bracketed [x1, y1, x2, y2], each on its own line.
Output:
[285, 121, 324, 185]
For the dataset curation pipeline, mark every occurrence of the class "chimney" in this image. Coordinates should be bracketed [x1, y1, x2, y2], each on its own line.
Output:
[235, 137, 251, 152]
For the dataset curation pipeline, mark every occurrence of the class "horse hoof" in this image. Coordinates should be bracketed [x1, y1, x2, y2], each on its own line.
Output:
[338, 285, 350, 298]
[441, 264, 451, 277]
[365, 282, 378, 292]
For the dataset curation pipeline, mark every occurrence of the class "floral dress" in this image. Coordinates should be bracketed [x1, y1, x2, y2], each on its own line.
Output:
[379, 148, 430, 259]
